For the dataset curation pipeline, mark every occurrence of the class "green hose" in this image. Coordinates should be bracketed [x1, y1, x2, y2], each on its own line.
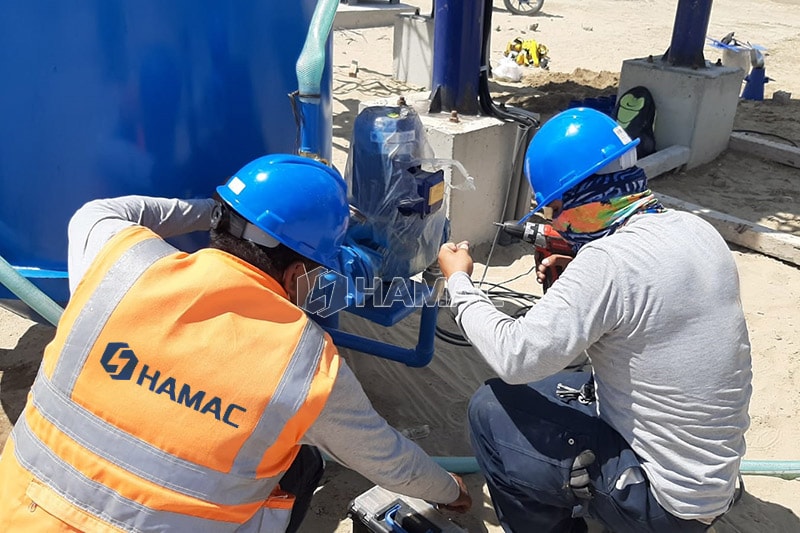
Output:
[295, 0, 339, 97]
[0, 255, 64, 327]
[739, 460, 800, 480]
[431, 457, 800, 480]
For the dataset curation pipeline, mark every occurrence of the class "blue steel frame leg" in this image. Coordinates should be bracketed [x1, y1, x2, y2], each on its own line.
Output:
[665, 0, 714, 68]
[430, 0, 483, 114]
[297, 96, 321, 157]
[323, 302, 439, 368]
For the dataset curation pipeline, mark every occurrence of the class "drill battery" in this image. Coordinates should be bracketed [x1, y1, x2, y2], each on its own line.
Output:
[348, 485, 467, 533]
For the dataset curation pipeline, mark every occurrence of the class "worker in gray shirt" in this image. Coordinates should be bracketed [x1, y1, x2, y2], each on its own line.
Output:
[0, 154, 470, 532]
[438, 108, 751, 533]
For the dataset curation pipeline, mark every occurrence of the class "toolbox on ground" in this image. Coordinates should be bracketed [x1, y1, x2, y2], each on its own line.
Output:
[348, 485, 467, 533]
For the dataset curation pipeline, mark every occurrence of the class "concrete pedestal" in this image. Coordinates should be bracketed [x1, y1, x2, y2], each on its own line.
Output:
[334, 2, 416, 30]
[360, 93, 526, 246]
[393, 14, 434, 89]
[618, 56, 744, 169]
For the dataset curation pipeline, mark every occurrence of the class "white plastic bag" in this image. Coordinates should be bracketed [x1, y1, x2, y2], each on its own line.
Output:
[493, 55, 523, 83]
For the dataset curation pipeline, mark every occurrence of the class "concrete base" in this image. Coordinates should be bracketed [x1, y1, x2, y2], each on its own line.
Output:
[334, 2, 417, 30]
[618, 56, 745, 169]
[359, 93, 525, 246]
[393, 14, 434, 89]
[637, 145, 690, 180]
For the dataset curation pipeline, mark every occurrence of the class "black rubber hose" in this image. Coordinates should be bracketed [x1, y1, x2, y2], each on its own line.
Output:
[478, 0, 539, 127]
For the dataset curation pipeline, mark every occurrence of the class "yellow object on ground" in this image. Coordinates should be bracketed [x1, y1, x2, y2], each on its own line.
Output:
[504, 37, 549, 68]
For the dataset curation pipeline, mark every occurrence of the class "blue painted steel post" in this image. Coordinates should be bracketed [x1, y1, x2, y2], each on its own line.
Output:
[431, 0, 483, 114]
[666, 0, 714, 68]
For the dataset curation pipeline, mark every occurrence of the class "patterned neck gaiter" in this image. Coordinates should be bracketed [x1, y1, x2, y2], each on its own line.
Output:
[551, 166, 664, 252]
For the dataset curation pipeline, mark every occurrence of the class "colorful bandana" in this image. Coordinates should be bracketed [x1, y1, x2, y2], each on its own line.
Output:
[552, 166, 664, 252]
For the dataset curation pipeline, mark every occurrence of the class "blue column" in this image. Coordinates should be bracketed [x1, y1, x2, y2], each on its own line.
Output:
[431, 0, 483, 114]
[666, 0, 714, 68]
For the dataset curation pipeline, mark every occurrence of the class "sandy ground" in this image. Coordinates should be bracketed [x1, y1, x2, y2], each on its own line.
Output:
[1, 0, 799, 532]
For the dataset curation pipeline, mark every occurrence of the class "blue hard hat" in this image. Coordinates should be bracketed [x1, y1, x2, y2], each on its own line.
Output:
[524, 108, 640, 213]
[216, 154, 349, 271]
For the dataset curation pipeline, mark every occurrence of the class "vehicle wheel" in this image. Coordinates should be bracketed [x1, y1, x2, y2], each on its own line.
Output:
[503, 0, 545, 16]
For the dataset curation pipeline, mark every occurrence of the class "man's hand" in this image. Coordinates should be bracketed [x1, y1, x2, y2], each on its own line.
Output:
[439, 473, 472, 513]
[438, 242, 474, 279]
[536, 254, 573, 285]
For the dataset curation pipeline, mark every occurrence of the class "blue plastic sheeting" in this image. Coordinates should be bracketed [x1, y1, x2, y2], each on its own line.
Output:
[0, 0, 331, 302]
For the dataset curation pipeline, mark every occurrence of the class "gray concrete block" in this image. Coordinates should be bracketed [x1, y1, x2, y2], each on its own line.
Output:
[335, 2, 417, 30]
[618, 56, 744, 169]
[393, 14, 434, 89]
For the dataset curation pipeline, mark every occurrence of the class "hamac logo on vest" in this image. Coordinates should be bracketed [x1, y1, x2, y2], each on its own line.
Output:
[99, 342, 247, 428]
[100, 342, 139, 380]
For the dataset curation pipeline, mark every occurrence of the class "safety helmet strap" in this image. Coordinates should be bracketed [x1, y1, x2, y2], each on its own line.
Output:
[211, 201, 281, 249]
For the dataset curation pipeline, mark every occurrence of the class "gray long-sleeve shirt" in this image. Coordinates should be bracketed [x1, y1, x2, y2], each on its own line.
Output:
[447, 209, 752, 522]
[67, 195, 459, 505]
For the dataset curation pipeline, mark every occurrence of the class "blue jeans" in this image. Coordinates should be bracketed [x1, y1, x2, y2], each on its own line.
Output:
[468, 373, 708, 533]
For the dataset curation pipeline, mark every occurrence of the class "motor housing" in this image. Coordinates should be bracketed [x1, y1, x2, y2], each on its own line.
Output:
[345, 106, 448, 281]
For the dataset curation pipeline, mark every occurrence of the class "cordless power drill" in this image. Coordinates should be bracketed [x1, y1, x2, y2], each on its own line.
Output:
[495, 221, 574, 292]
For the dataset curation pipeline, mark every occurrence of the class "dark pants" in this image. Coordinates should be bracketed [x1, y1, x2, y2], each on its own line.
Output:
[279, 445, 324, 533]
[468, 373, 708, 533]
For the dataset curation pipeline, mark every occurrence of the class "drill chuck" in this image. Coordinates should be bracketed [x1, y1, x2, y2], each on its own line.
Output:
[494, 220, 573, 292]
[493, 221, 545, 247]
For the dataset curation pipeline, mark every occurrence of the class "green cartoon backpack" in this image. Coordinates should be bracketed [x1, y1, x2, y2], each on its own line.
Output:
[614, 86, 656, 158]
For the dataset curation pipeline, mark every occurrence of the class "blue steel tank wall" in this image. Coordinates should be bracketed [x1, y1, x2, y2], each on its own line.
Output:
[0, 0, 332, 301]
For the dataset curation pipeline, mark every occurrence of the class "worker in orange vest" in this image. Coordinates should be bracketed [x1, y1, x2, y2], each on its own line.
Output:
[0, 154, 471, 532]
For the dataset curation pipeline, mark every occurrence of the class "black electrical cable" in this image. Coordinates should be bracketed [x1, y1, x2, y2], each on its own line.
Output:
[434, 0, 546, 348]
[435, 275, 590, 370]
[478, 0, 540, 128]
[732, 129, 798, 147]
[434, 274, 541, 347]
[490, 264, 538, 287]
[435, 318, 473, 346]
[477, 0, 539, 227]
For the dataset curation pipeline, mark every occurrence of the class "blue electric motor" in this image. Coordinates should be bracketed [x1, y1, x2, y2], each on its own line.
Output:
[345, 106, 448, 281]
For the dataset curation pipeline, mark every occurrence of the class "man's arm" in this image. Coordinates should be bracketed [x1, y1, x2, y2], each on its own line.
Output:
[446, 246, 624, 384]
[300, 360, 461, 506]
[67, 196, 216, 292]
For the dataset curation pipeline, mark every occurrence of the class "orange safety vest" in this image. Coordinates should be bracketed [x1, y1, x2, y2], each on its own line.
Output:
[0, 226, 340, 532]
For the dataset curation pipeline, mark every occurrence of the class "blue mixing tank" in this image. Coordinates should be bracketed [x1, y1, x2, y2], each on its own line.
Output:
[0, 0, 332, 302]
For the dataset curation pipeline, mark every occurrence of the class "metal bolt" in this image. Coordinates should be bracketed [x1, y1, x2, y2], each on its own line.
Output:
[449, 110, 460, 123]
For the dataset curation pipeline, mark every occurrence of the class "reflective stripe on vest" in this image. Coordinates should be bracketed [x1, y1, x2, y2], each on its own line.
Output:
[234, 321, 325, 476]
[26, 322, 325, 505]
[13, 416, 233, 532]
[13, 231, 332, 531]
[52, 237, 175, 393]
